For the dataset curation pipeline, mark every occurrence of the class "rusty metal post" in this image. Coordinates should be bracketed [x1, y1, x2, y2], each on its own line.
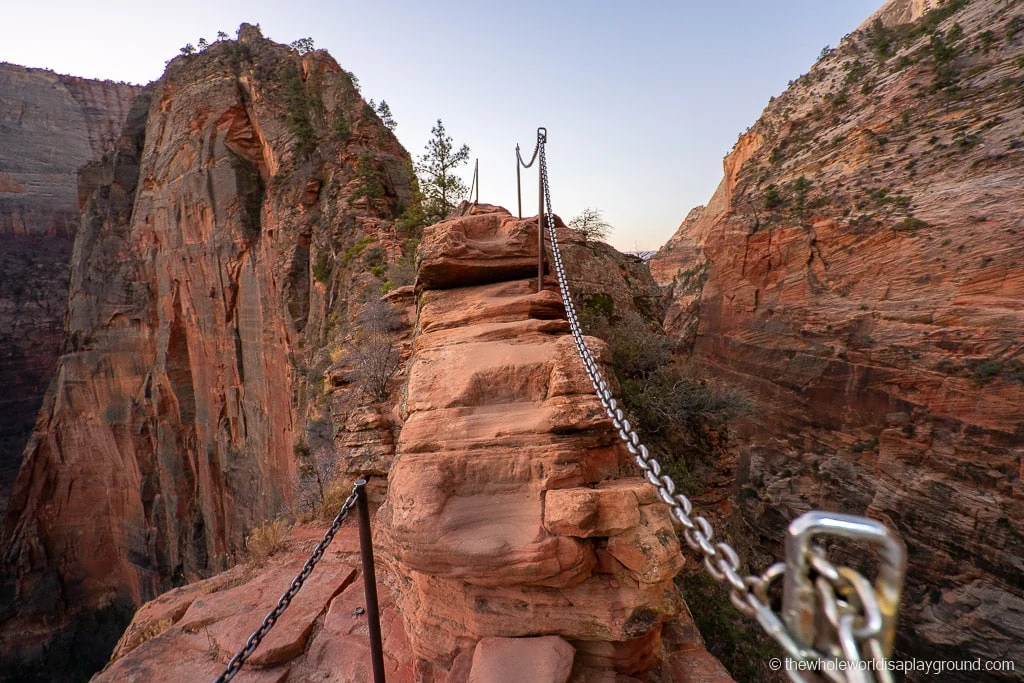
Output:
[537, 165, 544, 292]
[355, 479, 386, 683]
[516, 144, 522, 219]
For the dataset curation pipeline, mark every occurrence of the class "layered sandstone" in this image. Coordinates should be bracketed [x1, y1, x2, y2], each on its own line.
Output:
[0, 63, 139, 238]
[0, 27, 415, 678]
[380, 205, 687, 679]
[91, 205, 732, 683]
[0, 64, 139, 516]
[651, 0, 1024, 675]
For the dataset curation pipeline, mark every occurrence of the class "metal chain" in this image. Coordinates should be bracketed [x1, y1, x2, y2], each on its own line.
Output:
[516, 128, 544, 169]
[213, 482, 362, 683]
[536, 139, 888, 682]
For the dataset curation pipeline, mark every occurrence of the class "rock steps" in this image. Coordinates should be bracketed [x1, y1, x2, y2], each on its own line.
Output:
[379, 204, 720, 680]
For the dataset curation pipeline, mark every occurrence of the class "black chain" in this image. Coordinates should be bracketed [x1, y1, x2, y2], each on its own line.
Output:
[213, 481, 363, 683]
[516, 127, 545, 169]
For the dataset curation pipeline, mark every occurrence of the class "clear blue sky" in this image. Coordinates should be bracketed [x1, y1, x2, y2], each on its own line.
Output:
[2, 0, 880, 251]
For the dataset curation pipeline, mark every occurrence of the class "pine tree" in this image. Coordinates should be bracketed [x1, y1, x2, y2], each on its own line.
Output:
[375, 100, 397, 131]
[415, 119, 469, 223]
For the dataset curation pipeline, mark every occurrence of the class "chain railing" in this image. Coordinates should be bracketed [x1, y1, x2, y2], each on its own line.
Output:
[517, 128, 548, 291]
[213, 478, 384, 683]
[527, 127, 907, 683]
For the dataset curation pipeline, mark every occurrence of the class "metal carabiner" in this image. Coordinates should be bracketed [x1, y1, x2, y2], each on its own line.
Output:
[782, 512, 906, 658]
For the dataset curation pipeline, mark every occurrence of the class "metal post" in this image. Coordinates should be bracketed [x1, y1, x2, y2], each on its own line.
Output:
[355, 479, 386, 683]
[516, 144, 522, 219]
[537, 162, 544, 292]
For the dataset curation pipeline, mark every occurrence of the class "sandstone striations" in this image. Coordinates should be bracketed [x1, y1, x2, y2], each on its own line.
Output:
[381, 205, 699, 680]
[651, 0, 1024, 676]
[0, 64, 139, 516]
[0, 26, 415, 679]
[99, 205, 732, 682]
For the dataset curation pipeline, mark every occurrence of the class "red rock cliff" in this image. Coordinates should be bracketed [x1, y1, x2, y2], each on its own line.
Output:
[651, 0, 1024, 674]
[0, 64, 139, 517]
[88, 205, 733, 683]
[0, 26, 415, 678]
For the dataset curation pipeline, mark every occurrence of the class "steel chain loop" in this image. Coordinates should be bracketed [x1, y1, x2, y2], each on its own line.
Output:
[535, 134, 890, 682]
[213, 482, 362, 683]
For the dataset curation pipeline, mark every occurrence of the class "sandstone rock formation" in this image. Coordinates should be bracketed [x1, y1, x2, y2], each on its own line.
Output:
[0, 64, 139, 515]
[651, 0, 1024, 676]
[0, 26, 415, 678]
[380, 205, 687, 679]
[93, 522, 409, 683]
[97, 205, 733, 683]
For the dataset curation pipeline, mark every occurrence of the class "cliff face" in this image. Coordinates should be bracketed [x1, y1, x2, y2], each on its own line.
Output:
[0, 26, 415, 678]
[0, 63, 139, 238]
[0, 64, 139, 516]
[651, 0, 1024, 674]
[91, 205, 733, 683]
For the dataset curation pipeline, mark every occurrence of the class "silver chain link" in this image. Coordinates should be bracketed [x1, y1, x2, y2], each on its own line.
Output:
[536, 137, 891, 682]
[213, 482, 362, 683]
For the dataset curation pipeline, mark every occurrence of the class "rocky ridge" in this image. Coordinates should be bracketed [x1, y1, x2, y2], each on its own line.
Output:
[97, 204, 734, 683]
[650, 0, 1024, 676]
[0, 26, 416, 679]
[0, 64, 139, 516]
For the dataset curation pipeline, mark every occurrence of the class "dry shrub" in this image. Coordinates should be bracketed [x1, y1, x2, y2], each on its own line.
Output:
[349, 298, 402, 400]
[245, 519, 292, 563]
[318, 479, 355, 521]
[122, 617, 173, 653]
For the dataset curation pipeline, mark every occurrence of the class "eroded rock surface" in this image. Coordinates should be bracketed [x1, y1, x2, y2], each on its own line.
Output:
[0, 64, 139, 516]
[0, 26, 415, 677]
[650, 0, 1024, 674]
[378, 205, 702, 679]
[91, 205, 730, 683]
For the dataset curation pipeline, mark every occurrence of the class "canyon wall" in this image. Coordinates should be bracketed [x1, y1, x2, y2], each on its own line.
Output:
[0, 26, 415, 679]
[90, 206, 733, 683]
[651, 0, 1024, 677]
[0, 64, 139, 516]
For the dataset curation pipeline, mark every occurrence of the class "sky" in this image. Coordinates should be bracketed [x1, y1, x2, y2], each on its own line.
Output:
[2, 0, 881, 251]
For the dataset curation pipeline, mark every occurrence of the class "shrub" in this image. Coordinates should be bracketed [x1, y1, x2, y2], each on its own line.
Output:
[312, 251, 332, 284]
[318, 479, 355, 520]
[333, 108, 350, 140]
[971, 360, 1003, 382]
[347, 299, 403, 400]
[581, 307, 750, 477]
[898, 216, 928, 230]
[568, 208, 612, 242]
[386, 244, 418, 289]
[852, 437, 879, 453]
[283, 65, 317, 158]
[351, 153, 385, 201]
[342, 236, 372, 264]
[792, 175, 811, 214]
[245, 519, 291, 562]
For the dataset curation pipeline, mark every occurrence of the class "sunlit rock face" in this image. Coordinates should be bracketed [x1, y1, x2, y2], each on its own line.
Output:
[651, 0, 1024, 674]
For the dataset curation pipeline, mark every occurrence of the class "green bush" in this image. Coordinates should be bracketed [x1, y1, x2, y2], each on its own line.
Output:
[283, 65, 317, 158]
[764, 185, 784, 209]
[351, 152, 385, 200]
[312, 251, 332, 284]
[342, 236, 372, 264]
[581, 308, 750, 478]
